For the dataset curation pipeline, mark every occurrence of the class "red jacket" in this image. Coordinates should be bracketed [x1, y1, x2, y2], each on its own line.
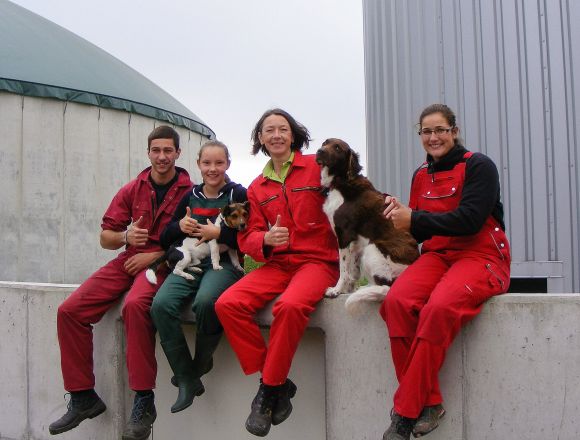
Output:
[101, 166, 193, 254]
[240, 152, 339, 264]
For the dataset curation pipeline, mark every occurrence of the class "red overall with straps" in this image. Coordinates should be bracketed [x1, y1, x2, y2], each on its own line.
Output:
[380, 152, 510, 418]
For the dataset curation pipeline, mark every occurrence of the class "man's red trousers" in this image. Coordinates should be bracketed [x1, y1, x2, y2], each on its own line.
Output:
[57, 253, 167, 391]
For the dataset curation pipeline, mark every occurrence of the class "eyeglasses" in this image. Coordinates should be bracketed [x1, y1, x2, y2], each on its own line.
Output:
[418, 127, 455, 137]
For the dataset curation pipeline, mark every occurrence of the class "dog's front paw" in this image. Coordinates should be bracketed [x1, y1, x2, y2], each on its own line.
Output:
[190, 267, 203, 273]
[212, 264, 223, 271]
[233, 264, 245, 273]
[324, 286, 342, 298]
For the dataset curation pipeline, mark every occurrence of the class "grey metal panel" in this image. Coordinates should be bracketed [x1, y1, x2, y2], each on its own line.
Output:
[363, 0, 580, 291]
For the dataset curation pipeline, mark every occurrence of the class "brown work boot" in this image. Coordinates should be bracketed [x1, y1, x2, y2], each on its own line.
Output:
[49, 390, 106, 435]
[272, 378, 297, 425]
[122, 392, 156, 440]
[245, 380, 277, 437]
[383, 410, 416, 440]
[412, 404, 445, 437]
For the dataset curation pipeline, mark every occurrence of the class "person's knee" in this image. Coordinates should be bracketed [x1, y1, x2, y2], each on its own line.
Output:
[122, 294, 149, 319]
[421, 299, 455, 324]
[215, 290, 237, 315]
[57, 298, 79, 321]
[272, 297, 309, 319]
[150, 295, 169, 323]
[193, 294, 216, 316]
[383, 285, 410, 313]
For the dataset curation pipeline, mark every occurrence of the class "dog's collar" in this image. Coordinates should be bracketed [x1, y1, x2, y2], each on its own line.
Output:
[217, 213, 233, 228]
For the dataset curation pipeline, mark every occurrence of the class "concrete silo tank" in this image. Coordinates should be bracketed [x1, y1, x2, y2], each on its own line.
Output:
[0, 0, 215, 283]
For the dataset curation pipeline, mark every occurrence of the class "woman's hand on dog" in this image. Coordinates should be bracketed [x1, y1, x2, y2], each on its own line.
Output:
[264, 215, 289, 247]
[383, 196, 412, 232]
[180, 207, 199, 236]
[124, 251, 164, 275]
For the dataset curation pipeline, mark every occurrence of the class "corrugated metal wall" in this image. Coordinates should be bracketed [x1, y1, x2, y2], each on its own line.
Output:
[363, 0, 580, 292]
[0, 92, 206, 284]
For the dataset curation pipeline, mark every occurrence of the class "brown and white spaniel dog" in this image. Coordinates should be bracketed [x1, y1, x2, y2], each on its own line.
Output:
[316, 138, 419, 312]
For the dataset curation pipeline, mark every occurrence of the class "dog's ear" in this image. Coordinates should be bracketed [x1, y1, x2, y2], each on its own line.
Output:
[221, 204, 232, 216]
[347, 149, 362, 180]
[242, 200, 250, 212]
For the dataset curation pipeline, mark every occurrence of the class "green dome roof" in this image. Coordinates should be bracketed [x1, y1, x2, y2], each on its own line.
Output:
[0, 0, 214, 138]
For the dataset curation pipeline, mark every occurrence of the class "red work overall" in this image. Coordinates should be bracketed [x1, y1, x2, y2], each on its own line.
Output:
[380, 153, 511, 418]
[216, 152, 339, 386]
[57, 167, 192, 392]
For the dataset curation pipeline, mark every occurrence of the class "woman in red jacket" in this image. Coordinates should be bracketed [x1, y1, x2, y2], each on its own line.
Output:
[381, 104, 510, 440]
[216, 108, 339, 437]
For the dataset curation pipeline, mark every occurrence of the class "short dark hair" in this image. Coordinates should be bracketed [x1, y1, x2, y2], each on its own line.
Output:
[148, 125, 180, 150]
[251, 108, 311, 156]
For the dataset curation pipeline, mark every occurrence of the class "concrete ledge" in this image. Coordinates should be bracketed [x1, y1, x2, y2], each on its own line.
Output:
[2, 281, 580, 439]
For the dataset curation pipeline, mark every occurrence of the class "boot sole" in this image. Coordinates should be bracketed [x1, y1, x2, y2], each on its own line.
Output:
[49, 400, 107, 435]
[412, 408, 445, 438]
[245, 418, 271, 437]
[272, 380, 297, 426]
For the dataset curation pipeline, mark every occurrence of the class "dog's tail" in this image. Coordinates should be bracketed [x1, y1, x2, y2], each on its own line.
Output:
[344, 285, 390, 314]
[145, 254, 167, 285]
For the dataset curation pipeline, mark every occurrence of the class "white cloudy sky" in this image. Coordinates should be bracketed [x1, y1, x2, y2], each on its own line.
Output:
[11, 0, 366, 187]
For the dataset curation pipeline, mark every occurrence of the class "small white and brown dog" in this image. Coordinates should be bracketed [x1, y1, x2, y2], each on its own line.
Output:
[316, 138, 419, 312]
[146, 201, 250, 284]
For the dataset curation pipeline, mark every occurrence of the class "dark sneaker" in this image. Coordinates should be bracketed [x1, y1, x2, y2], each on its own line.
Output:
[383, 411, 416, 440]
[49, 391, 106, 435]
[122, 392, 157, 440]
[413, 404, 445, 437]
[272, 379, 297, 426]
[245, 381, 277, 437]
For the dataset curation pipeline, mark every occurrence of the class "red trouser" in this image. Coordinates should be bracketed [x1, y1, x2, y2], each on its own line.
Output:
[380, 250, 510, 418]
[216, 258, 338, 385]
[57, 253, 167, 391]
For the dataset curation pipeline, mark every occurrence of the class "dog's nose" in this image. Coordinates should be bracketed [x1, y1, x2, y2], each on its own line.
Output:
[315, 148, 325, 162]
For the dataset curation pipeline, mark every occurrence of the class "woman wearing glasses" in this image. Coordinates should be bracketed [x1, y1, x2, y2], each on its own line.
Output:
[380, 104, 510, 440]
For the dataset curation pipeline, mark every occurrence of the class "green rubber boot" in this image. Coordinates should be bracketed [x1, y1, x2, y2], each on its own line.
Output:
[162, 339, 205, 413]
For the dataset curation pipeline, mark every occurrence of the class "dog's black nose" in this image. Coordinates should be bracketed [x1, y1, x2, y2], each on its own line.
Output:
[315, 148, 325, 163]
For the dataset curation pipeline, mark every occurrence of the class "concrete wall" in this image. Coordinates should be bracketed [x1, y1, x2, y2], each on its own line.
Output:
[2, 281, 580, 440]
[0, 92, 206, 285]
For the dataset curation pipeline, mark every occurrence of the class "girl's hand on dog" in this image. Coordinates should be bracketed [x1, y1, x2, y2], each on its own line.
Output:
[383, 196, 412, 232]
[127, 216, 149, 247]
[194, 219, 220, 245]
[124, 251, 164, 275]
[264, 215, 289, 247]
[180, 207, 199, 236]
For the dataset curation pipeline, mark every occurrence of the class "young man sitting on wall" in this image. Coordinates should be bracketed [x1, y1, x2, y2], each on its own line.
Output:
[49, 125, 193, 440]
